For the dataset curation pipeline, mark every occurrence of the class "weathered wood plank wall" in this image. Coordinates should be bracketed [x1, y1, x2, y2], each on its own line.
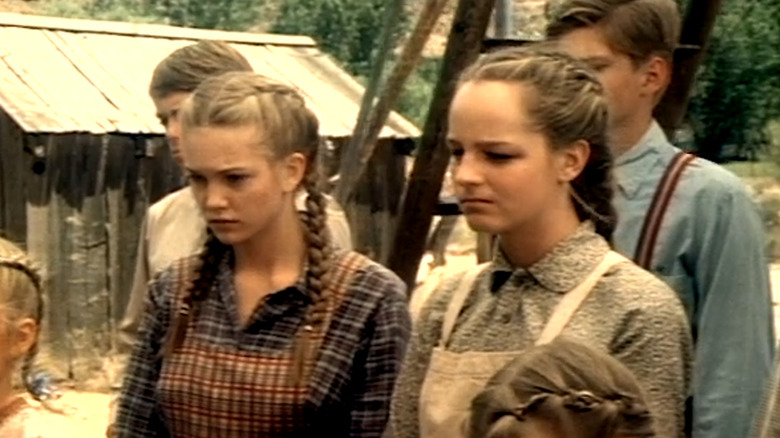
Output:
[329, 138, 410, 262]
[0, 109, 181, 383]
[0, 111, 27, 244]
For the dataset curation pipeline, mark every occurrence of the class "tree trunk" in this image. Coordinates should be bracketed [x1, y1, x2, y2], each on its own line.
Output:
[655, 0, 724, 139]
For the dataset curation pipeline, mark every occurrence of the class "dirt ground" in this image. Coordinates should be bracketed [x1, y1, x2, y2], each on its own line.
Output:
[41, 391, 111, 437]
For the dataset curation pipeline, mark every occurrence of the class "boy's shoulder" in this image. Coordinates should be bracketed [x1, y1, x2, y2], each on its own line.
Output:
[148, 186, 199, 223]
[682, 155, 752, 199]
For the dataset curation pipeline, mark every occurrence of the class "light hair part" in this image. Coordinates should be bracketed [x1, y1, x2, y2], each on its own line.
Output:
[180, 73, 320, 163]
[149, 40, 253, 100]
[459, 46, 617, 242]
[546, 0, 681, 64]
[0, 238, 45, 402]
[468, 338, 655, 438]
[169, 73, 331, 387]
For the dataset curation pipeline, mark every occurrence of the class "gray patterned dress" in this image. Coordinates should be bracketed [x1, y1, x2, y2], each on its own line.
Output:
[390, 224, 693, 438]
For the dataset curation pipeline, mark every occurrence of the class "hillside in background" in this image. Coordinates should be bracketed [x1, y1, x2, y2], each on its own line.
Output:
[0, 1, 550, 54]
[411, 0, 548, 56]
[0, 0, 37, 13]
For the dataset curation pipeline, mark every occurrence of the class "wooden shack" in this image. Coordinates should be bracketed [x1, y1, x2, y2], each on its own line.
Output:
[0, 12, 418, 383]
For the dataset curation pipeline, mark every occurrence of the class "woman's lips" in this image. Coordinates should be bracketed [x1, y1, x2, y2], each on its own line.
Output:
[459, 198, 492, 204]
[208, 219, 239, 228]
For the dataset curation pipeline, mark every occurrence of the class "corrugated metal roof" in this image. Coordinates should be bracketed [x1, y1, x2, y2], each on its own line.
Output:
[0, 13, 420, 138]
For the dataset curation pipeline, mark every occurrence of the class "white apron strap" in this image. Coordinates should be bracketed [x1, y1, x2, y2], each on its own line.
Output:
[536, 250, 629, 346]
[438, 263, 489, 347]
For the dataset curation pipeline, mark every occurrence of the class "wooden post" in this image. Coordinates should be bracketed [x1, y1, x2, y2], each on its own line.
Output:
[493, 0, 513, 38]
[387, 0, 496, 290]
[476, 232, 495, 263]
[655, 0, 724, 138]
[335, 0, 406, 205]
[336, 0, 450, 205]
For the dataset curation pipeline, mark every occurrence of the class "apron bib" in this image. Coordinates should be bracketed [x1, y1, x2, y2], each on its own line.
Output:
[157, 252, 366, 437]
[418, 250, 628, 438]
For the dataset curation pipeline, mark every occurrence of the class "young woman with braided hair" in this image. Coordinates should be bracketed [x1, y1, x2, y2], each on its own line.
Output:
[468, 338, 655, 438]
[117, 39, 354, 374]
[112, 72, 411, 438]
[389, 46, 691, 438]
[0, 238, 72, 437]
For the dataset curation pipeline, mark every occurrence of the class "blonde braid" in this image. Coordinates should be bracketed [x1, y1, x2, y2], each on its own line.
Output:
[290, 166, 332, 385]
[164, 231, 227, 357]
[301, 171, 331, 298]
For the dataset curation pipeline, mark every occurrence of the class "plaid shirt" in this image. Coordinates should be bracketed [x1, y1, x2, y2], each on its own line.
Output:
[113, 250, 411, 438]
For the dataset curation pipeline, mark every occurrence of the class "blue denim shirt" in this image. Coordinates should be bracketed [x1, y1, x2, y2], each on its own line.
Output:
[612, 121, 776, 438]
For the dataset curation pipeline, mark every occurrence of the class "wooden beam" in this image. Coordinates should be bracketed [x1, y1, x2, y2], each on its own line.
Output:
[655, 0, 724, 138]
[481, 38, 535, 52]
[335, 0, 405, 205]
[387, 0, 497, 290]
[493, 0, 514, 38]
[335, 0, 449, 205]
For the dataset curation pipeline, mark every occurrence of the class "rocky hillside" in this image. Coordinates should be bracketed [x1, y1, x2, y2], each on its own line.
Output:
[410, 0, 549, 56]
[0, 0, 38, 13]
[0, 0, 551, 55]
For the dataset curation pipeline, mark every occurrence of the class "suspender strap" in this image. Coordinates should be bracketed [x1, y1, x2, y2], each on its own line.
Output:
[536, 251, 629, 345]
[634, 151, 696, 269]
[437, 251, 630, 348]
[439, 264, 489, 347]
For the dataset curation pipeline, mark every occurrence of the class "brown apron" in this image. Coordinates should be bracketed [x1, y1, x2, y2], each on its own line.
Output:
[418, 250, 628, 438]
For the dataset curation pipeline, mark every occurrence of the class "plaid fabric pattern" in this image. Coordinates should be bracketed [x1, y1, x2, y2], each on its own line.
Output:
[113, 250, 411, 438]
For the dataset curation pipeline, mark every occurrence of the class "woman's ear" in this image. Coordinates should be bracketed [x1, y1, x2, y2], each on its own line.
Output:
[557, 140, 591, 183]
[9, 318, 39, 360]
[280, 152, 307, 193]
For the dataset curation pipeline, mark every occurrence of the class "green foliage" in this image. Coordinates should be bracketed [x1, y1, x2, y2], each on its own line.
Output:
[685, 0, 780, 161]
[271, 0, 407, 77]
[40, 0, 158, 22]
[396, 57, 442, 127]
[142, 0, 266, 30]
[271, 0, 428, 126]
[40, 0, 266, 30]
